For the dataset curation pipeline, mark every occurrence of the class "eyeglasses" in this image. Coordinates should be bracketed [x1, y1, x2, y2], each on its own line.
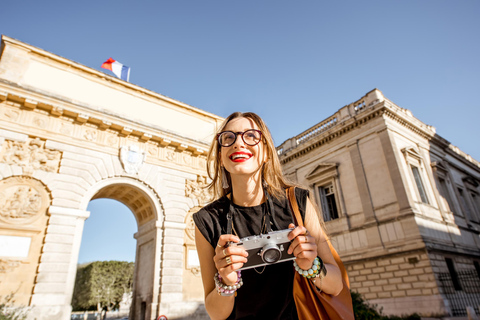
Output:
[217, 129, 263, 147]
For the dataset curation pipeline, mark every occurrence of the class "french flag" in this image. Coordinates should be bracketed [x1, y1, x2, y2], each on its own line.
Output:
[101, 58, 131, 81]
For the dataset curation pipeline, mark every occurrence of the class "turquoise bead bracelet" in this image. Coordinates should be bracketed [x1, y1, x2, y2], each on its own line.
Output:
[293, 256, 327, 279]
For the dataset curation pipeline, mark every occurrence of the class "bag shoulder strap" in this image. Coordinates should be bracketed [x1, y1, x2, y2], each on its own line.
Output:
[287, 187, 303, 227]
[287, 186, 350, 288]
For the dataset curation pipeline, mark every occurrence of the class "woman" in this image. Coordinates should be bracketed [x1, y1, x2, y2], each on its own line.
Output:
[193, 112, 343, 320]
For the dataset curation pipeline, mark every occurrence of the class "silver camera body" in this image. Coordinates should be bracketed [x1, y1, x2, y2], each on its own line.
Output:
[229, 228, 295, 270]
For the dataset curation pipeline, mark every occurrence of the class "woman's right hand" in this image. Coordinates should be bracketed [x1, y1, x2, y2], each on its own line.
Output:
[214, 234, 248, 285]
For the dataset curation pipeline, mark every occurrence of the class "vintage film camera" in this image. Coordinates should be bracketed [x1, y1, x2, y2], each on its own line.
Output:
[229, 228, 295, 270]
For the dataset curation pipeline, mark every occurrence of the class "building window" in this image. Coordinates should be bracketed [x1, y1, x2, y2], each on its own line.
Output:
[411, 165, 429, 204]
[306, 163, 344, 222]
[318, 184, 339, 221]
[458, 188, 474, 221]
[470, 192, 480, 217]
[438, 177, 454, 212]
[445, 258, 462, 291]
[474, 261, 480, 281]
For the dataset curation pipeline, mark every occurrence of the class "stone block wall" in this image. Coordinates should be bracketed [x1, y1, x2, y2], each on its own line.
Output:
[347, 250, 446, 316]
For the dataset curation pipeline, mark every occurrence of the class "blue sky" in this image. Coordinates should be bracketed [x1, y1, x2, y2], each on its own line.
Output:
[2, 1, 479, 263]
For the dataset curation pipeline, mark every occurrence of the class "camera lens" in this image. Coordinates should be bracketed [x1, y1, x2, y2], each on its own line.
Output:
[261, 244, 282, 264]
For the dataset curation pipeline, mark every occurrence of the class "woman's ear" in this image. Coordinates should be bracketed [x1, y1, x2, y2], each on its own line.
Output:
[263, 147, 269, 163]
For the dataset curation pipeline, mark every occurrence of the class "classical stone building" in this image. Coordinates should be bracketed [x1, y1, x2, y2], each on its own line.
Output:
[0, 35, 219, 320]
[277, 89, 480, 317]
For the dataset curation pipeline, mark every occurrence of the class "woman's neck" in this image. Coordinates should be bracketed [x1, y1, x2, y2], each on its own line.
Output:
[230, 175, 264, 207]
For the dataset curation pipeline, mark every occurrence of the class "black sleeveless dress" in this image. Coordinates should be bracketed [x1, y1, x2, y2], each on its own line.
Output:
[193, 188, 308, 320]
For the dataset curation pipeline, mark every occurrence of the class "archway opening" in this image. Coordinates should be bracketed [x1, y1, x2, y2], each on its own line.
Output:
[72, 198, 137, 318]
[79, 199, 137, 264]
[73, 181, 160, 320]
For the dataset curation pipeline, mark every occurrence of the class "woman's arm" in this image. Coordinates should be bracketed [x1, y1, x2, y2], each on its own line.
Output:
[288, 197, 343, 296]
[195, 226, 247, 320]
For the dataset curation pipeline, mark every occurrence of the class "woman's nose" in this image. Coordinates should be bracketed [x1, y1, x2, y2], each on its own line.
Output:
[232, 133, 246, 147]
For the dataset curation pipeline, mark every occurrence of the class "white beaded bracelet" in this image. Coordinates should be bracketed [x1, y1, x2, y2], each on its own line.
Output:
[214, 271, 243, 296]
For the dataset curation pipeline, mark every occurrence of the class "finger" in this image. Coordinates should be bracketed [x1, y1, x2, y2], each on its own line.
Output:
[288, 234, 312, 254]
[288, 225, 308, 241]
[218, 256, 247, 272]
[218, 262, 245, 277]
[292, 242, 317, 258]
[216, 245, 249, 259]
[215, 235, 241, 257]
[217, 234, 240, 248]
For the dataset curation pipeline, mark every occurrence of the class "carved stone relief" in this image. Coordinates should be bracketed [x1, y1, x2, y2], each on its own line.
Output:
[0, 138, 62, 173]
[166, 149, 175, 162]
[147, 144, 158, 157]
[185, 175, 212, 206]
[120, 145, 146, 174]
[190, 266, 200, 276]
[106, 132, 119, 146]
[84, 128, 98, 142]
[1, 99, 207, 172]
[0, 259, 21, 273]
[184, 208, 202, 276]
[59, 122, 74, 135]
[0, 176, 50, 224]
[184, 210, 196, 242]
[2, 108, 20, 121]
[33, 116, 47, 129]
[182, 153, 192, 166]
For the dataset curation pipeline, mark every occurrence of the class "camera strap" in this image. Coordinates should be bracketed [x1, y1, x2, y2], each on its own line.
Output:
[226, 190, 280, 234]
[224, 189, 277, 235]
[225, 199, 234, 235]
[264, 189, 277, 233]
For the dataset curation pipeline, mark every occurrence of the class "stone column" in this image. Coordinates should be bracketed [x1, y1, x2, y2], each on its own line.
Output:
[29, 206, 89, 320]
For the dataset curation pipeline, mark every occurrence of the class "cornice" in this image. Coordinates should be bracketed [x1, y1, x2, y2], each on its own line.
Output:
[279, 106, 385, 164]
[1, 35, 223, 122]
[278, 96, 478, 171]
[0, 83, 209, 156]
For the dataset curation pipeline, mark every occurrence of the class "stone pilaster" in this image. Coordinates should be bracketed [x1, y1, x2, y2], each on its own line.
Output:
[348, 142, 376, 223]
[29, 206, 89, 320]
[158, 221, 186, 316]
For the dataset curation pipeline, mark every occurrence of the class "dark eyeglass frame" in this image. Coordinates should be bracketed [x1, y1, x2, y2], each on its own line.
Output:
[217, 129, 263, 147]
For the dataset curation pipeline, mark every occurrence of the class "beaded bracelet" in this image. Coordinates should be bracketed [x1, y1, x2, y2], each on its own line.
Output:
[214, 271, 243, 296]
[293, 257, 321, 278]
[293, 257, 327, 291]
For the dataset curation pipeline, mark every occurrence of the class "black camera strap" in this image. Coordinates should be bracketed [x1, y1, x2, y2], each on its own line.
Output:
[225, 188, 278, 235]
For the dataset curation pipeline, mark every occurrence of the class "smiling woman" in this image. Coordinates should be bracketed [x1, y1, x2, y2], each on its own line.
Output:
[191, 112, 350, 320]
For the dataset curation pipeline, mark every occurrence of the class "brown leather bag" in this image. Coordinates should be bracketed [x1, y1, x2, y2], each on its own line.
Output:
[287, 187, 354, 320]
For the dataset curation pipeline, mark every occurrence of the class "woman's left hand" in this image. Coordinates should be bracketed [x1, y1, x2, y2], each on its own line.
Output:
[287, 223, 317, 270]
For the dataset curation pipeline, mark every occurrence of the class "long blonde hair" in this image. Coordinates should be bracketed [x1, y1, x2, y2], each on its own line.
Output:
[206, 112, 294, 201]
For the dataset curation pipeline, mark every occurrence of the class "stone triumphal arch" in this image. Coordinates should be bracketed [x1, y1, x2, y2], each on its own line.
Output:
[0, 35, 221, 319]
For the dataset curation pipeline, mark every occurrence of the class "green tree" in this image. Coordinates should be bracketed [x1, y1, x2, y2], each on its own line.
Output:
[72, 261, 134, 312]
